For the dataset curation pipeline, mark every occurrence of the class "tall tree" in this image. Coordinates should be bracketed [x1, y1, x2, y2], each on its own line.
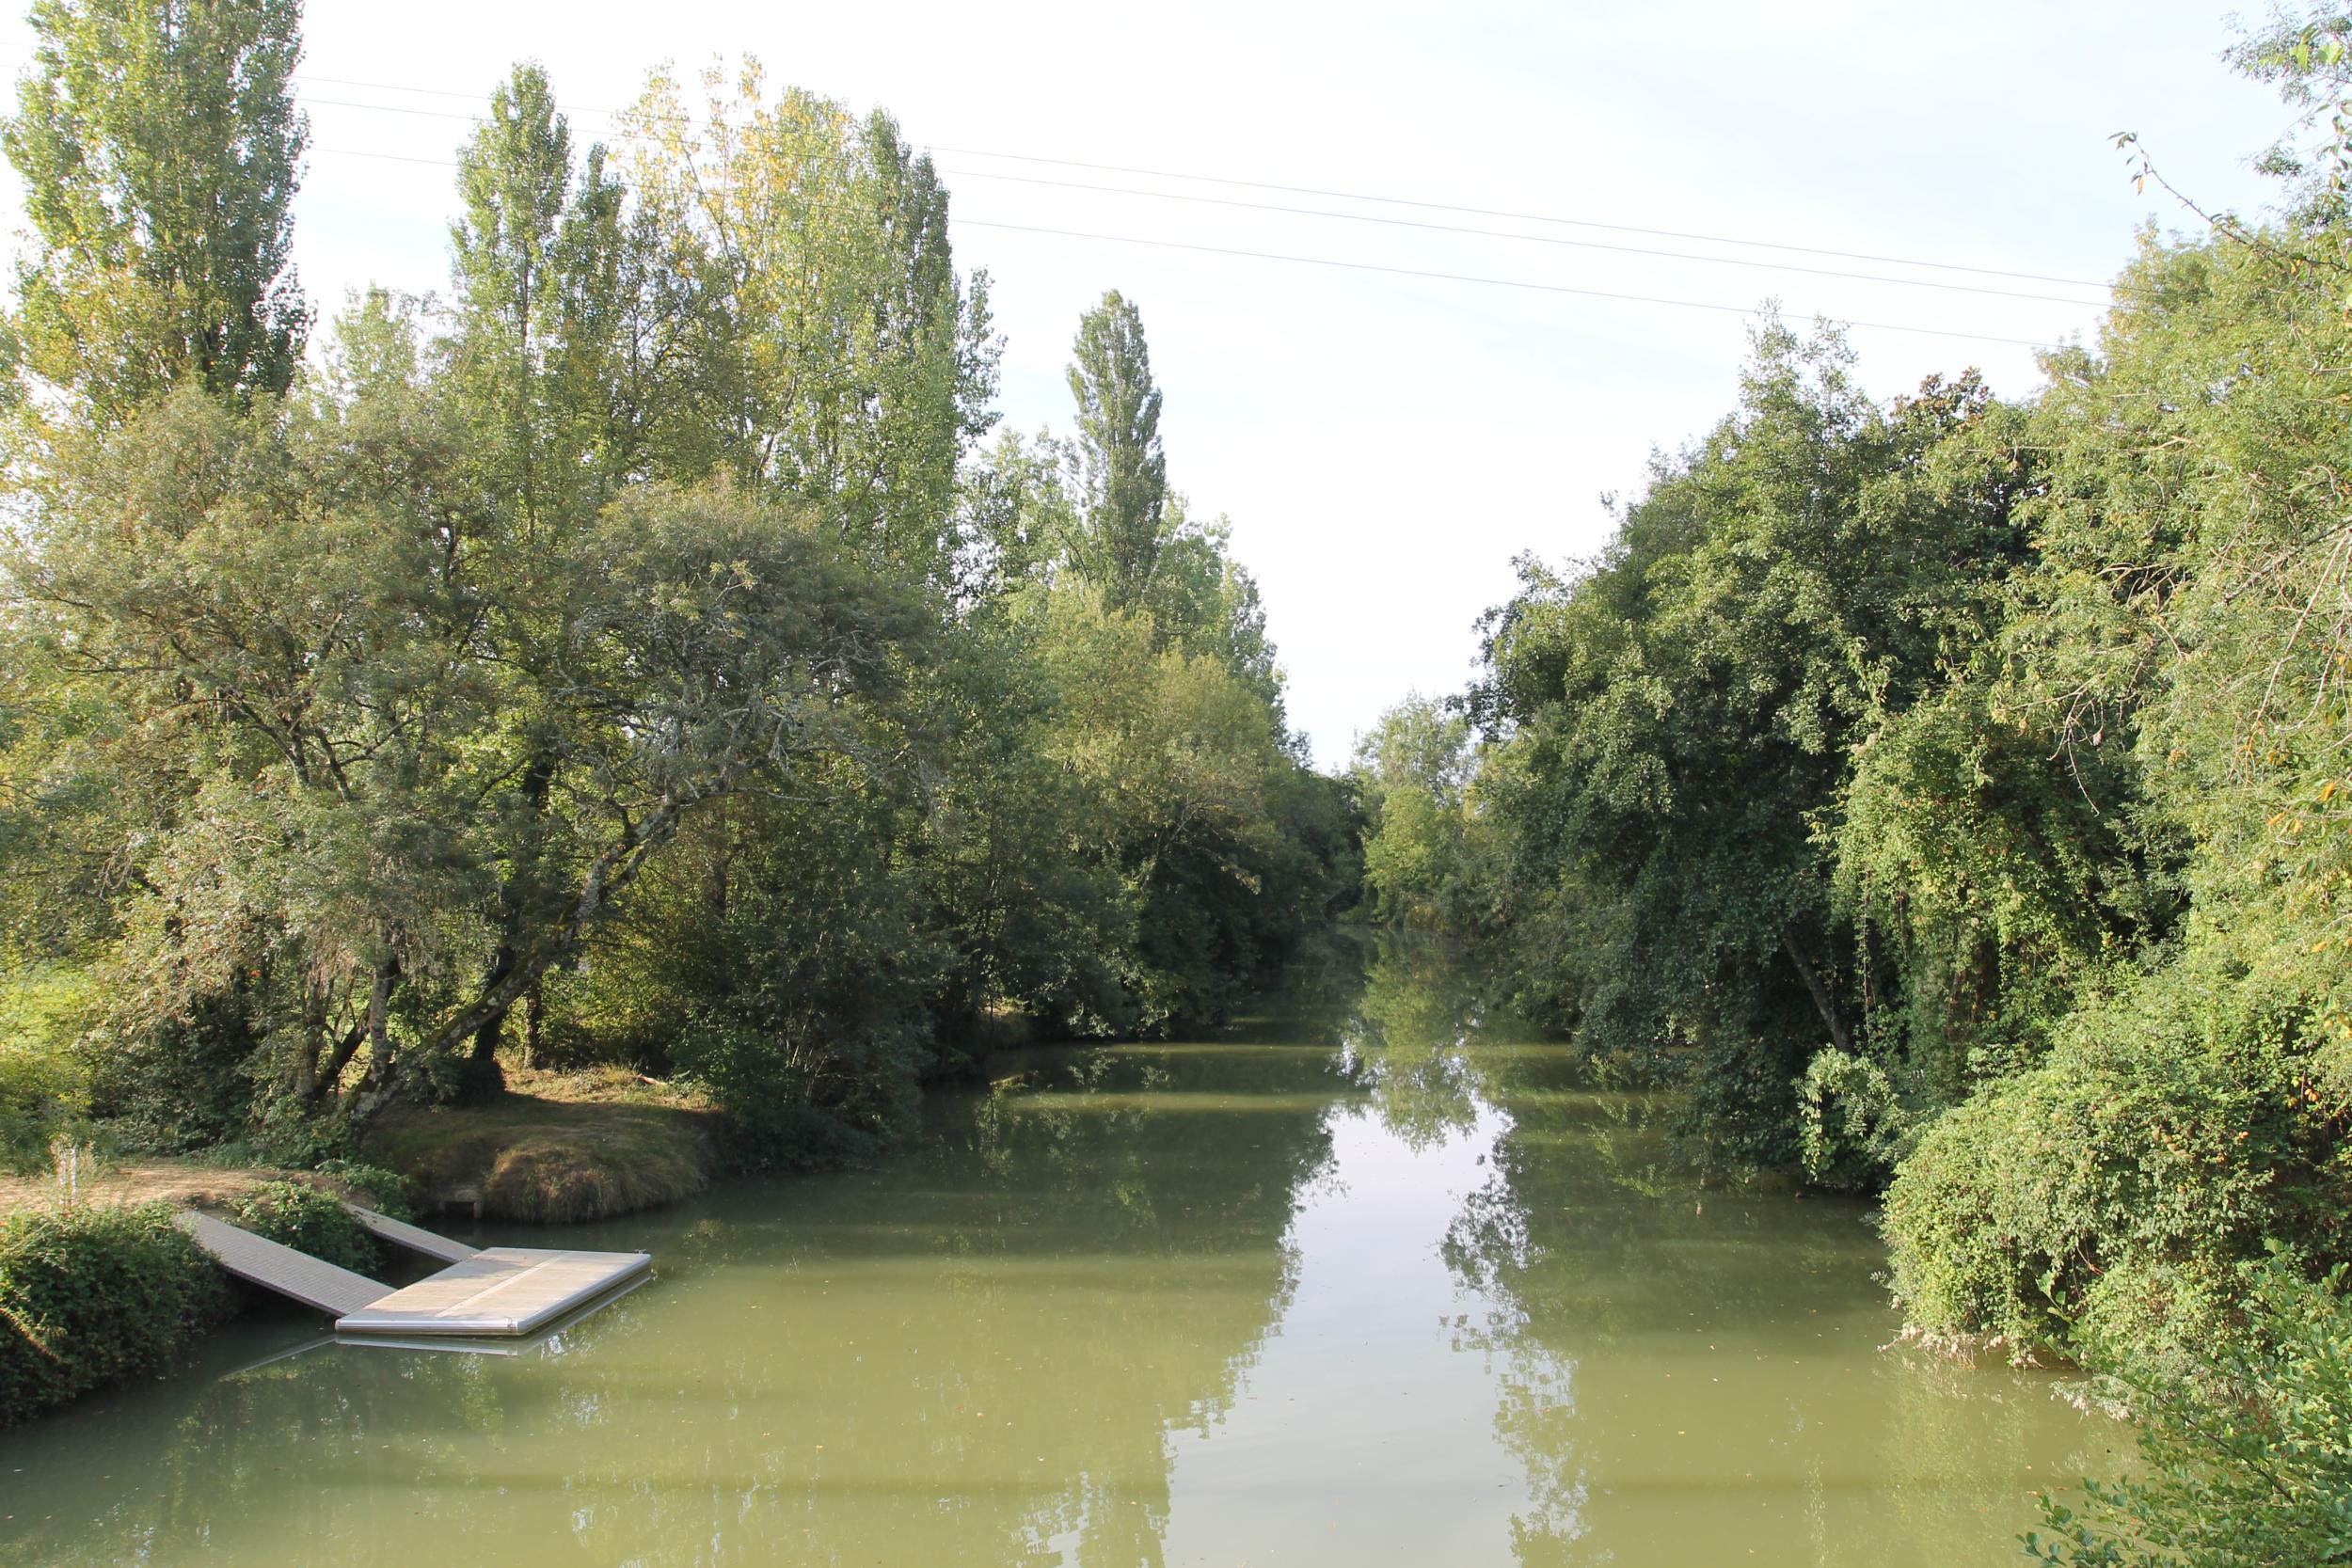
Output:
[620, 62, 998, 578]
[3, 0, 309, 418]
[1064, 291, 1169, 609]
[447, 62, 574, 526]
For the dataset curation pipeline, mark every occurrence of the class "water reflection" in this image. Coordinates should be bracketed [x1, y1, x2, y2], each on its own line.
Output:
[0, 943, 2115, 1567]
[1340, 940, 2123, 1567]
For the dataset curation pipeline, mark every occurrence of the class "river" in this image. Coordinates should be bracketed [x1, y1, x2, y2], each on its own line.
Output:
[0, 946, 2114, 1566]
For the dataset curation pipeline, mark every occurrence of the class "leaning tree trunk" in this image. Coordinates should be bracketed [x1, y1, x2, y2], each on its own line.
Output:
[1782, 931, 1851, 1054]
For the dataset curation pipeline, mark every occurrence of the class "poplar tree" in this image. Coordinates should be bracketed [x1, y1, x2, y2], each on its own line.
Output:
[448, 62, 574, 525]
[3, 0, 309, 418]
[1064, 291, 1169, 609]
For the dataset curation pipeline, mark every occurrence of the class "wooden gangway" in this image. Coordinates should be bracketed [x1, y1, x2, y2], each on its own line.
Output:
[176, 1204, 651, 1338]
[344, 1203, 479, 1264]
[174, 1212, 388, 1317]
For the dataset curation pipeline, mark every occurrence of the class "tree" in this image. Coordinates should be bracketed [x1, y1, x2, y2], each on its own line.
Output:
[1063, 291, 1170, 609]
[1355, 695, 1482, 928]
[618, 61, 998, 579]
[3, 0, 308, 418]
[447, 62, 576, 526]
[2027, 1260, 2352, 1568]
[1465, 325, 2034, 1162]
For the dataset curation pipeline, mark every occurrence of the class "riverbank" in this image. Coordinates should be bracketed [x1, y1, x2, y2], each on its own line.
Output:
[0, 1066, 725, 1428]
[0, 1157, 378, 1216]
[0, 973, 2113, 1566]
[359, 1066, 724, 1224]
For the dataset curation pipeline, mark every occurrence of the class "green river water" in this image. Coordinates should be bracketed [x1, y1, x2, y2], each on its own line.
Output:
[0, 952, 2116, 1566]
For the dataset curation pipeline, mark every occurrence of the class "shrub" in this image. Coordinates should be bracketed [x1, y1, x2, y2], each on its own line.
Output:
[0, 1203, 231, 1425]
[225, 1181, 381, 1275]
[2026, 1258, 2352, 1568]
[1796, 1047, 1924, 1191]
[0, 965, 93, 1169]
[1881, 961, 2334, 1363]
[721, 1103, 883, 1175]
[311, 1158, 417, 1221]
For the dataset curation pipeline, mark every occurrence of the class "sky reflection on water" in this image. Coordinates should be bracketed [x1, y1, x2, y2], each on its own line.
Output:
[0, 943, 2116, 1566]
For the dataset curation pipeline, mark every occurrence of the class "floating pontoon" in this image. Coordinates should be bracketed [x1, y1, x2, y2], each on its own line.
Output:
[176, 1204, 652, 1338]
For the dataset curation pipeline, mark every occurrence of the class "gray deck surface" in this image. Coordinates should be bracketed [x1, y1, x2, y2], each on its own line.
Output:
[335, 1246, 653, 1338]
[175, 1212, 389, 1318]
[342, 1204, 479, 1264]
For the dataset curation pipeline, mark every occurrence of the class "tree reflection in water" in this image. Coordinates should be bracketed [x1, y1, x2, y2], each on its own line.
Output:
[0, 942, 2113, 1568]
[1342, 939, 2122, 1568]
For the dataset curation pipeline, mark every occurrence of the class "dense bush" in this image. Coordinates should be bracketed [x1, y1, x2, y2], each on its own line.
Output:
[2027, 1259, 2352, 1567]
[1880, 958, 2344, 1361]
[225, 1181, 382, 1276]
[720, 1103, 886, 1175]
[0, 1203, 231, 1425]
[311, 1158, 417, 1221]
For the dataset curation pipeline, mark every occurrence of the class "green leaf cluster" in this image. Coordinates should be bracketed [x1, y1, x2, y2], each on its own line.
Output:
[1377, 9, 2352, 1430]
[0, 12, 1358, 1166]
[0, 1201, 230, 1425]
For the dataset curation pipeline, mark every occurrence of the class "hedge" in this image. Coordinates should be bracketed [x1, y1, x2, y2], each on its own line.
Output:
[0, 1203, 231, 1425]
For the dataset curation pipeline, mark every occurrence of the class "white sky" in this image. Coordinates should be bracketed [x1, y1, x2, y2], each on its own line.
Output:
[0, 2, 2296, 767]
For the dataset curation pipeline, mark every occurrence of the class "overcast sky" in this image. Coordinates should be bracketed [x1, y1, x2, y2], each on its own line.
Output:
[0, 2, 2298, 766]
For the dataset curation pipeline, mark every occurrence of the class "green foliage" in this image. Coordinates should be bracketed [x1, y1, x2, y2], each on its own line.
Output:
[1063, 290, 1170, 609]
[224, 1181, 380, 1275]
[1461, 330, 2028, 1166]
[0, 963, 88, 1166]
[310, 1158, 416, 1221]
[1356, 694, 1489, 928]
[651, 797, 945, 1140]
[1393, 26, 2352, 1401]
[3, 0, 308, 416]
[0, 1202, 230, 1426]
[1880, 955, 2332, 1361]
[1795, 1047, 1920, 1192]
[0, 3, 1353, 1204]
[2027, 1259, 2352, 1568]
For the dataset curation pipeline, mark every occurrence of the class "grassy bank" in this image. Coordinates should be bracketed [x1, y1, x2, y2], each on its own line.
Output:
[0, 1158, 399, 1218]
[0, 1179, 400, 1427]
[359, 1067, 723, 1224]
[1, 1069, 733, 1427]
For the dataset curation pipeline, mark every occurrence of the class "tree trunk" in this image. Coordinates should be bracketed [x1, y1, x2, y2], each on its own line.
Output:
[421, 786, 698, 1069]
[459, 746, 561, 1102]
[1783, 931, 1851, 1053]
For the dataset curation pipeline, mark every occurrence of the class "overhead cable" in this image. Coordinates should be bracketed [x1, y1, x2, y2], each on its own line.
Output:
[285, 72, 2109, 290]
[310, 146, 2068, 348]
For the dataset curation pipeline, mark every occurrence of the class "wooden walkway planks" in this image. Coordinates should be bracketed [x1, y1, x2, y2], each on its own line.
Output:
[342, 1204, 479, 1265]
[174, 1212, 389, 1318]
[335, 1247, 653, 1338]
[177, 1208, 652, 1338]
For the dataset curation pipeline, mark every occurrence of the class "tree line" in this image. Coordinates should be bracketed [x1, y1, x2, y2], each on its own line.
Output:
[0, 0, 1358, 1168]
[1355, 12, 2352, 1556]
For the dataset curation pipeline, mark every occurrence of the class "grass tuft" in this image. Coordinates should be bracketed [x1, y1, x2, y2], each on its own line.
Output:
[362, 1068, 721, 1224]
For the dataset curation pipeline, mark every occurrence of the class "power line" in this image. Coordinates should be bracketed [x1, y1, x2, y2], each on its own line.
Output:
[949, 219, 2063, 350]
[319, 147, 459, 168]
[310, 146, 2068, 348]
[931, 148, 2108, 290]
[933, 169, 2106, 307]
[303, 111, 2098, 306]
[287, 72, 2109, 291]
